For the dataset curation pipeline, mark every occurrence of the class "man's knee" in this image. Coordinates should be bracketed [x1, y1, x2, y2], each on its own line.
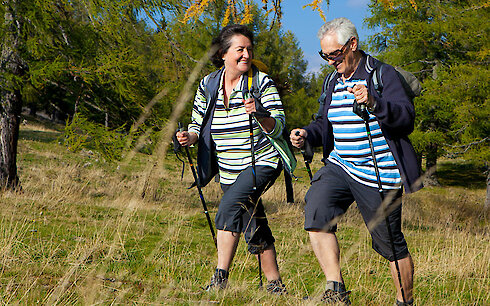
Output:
[372, 240, 410, 261]
[370, 209, 408, 261]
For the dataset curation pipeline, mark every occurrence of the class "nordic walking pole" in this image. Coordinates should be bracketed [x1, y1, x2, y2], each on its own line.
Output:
[245, 88, 262, 288]
[178, 123, 217, 249]
[355, 103, 407, 303]
[295, 130, 313, 182]
[249, 114, 257, 191]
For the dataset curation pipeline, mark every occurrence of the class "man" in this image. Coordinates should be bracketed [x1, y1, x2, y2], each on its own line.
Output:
[290, 18, 422, 305]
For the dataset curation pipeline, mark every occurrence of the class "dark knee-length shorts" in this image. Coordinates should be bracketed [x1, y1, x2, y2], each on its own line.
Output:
[305, 161, 410, 261]
[215, 165, 281, 254]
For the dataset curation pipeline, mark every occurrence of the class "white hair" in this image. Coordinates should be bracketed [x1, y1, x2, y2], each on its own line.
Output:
[317, 17, 359, 45]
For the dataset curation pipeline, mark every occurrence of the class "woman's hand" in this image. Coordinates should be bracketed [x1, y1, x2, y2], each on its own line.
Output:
[243, 97, 275, 132]
[176, 131, 198, 146]
[243, 97, 256, 114]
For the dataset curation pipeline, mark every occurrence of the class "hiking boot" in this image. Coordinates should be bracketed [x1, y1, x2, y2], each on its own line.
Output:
[204, 268, 228, 291]
[395, 299, 414, 306]
[266, 279, 287, 295]
[321, 290, 351, 305]
[321, 281, 351, 305]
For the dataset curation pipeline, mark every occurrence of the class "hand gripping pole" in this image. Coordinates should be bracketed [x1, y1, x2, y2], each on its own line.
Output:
[295, 130, 313, 182]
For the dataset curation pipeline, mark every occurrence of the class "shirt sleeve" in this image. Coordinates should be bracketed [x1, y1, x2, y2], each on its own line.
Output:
[304, 75, 334, 148]
[187, 76, 209, 137]
[369, 64, 415, 135]
[256, 72, 285, 139]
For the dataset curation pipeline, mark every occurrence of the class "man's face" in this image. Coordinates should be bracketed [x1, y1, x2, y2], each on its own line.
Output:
[320, 33, 357, 77]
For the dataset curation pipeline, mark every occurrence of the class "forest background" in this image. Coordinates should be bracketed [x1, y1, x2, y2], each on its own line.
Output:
[0, 0, 488, 194]
[0, 0, 488, 304]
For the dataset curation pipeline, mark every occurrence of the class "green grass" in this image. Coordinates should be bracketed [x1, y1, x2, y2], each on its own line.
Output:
[0, 119, 488, 305]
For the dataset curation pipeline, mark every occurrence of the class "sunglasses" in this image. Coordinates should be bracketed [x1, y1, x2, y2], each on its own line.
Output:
[318, 37, 354, 62]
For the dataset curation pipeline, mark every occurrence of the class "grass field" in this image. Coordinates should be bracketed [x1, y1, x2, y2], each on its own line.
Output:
[0, 118, 488, 305]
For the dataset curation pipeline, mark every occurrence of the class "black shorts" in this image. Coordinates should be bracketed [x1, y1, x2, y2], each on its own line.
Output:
[304, 161, 409, 261]
[216, 164, 281, 254]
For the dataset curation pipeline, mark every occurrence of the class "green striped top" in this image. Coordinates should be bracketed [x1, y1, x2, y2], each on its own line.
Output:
[188, 70, 285, 185]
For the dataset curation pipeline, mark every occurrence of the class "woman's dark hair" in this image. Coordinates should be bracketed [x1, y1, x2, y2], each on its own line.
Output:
[211, 24, 254, 68]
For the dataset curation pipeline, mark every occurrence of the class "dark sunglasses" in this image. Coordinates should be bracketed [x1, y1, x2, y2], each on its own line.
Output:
[318, 37, 354, 62]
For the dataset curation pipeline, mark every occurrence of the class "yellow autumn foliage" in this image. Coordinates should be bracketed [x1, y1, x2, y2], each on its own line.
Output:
[303, 0, 326, 22]
[182, 1, 419, 25]
[183, 0, 215, 23]
[222, 0, 233, 26]
[377, 0, 418, 11]
[408, 0, 418, 11]
[241, 0, 253, 25]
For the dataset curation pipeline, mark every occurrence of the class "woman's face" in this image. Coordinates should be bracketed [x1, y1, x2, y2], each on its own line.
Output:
[222, 34, 253, 75]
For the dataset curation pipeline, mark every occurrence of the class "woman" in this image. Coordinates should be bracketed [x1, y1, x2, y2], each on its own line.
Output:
[176, 24, 287, 293]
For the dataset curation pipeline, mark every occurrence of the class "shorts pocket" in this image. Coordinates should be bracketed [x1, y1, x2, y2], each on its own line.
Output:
[310, 165, 328, 183]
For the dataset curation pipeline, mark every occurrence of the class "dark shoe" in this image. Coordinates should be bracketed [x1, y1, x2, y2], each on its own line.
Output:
[204, 268, 228, 291]
[321, 281, 351, 305]
[266, 279, 287, 295]
[395, 299, 414, 305]
[321, 290, 351, 305]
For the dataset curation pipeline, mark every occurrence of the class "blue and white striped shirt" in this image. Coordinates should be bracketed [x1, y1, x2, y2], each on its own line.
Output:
[327, 77, 402, 190]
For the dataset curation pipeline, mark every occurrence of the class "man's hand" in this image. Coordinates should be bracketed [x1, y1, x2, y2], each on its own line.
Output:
[176, 131, 198, 147]
[290, 128, 307, 148]
[347, 84, 375, 109]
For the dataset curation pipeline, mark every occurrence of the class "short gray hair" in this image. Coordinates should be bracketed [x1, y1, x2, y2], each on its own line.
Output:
[317, 17, 359, 45]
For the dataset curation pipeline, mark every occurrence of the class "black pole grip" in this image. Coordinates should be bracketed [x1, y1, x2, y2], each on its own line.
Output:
[295, 131, 313, 182]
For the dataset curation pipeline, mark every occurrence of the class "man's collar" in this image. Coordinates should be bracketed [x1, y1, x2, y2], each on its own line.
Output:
[345, 50, 368, 80]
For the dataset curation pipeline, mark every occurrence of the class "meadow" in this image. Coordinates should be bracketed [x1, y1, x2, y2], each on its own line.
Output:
[0, 117, 487, 305]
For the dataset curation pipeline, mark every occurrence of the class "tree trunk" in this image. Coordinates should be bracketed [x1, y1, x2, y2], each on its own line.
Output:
[416, 151, 423, 174]
[424, 143, 440, 186]
[0, 105, 21, 189]
[29, 104, 37, 116]
[0, 0, 24, 190]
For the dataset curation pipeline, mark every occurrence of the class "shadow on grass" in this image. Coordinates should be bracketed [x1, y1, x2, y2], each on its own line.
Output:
[19, 129, 62, 144]
[437, 161, 486, 189]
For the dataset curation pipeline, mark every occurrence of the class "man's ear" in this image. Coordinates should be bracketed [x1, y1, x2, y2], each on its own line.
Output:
[351, 37, 359, 51]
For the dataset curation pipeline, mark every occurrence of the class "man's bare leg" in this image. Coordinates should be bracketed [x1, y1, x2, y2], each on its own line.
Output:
[308, 230, 344, 283]
[255, 245, 280, 281]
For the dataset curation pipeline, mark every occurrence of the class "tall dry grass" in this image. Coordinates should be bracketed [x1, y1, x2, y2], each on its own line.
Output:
[1, 120, 487, 305]
[1, 50, 488, 304]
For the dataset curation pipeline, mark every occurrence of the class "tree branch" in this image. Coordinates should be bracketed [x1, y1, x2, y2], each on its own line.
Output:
[444, 137, 489, 157]
[141, 7, 197, 63]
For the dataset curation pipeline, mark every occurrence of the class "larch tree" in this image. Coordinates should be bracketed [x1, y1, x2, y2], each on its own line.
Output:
[0, 0, 180, 190]
[365, 0, 489, 198]
[0, 0, 24, 189]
